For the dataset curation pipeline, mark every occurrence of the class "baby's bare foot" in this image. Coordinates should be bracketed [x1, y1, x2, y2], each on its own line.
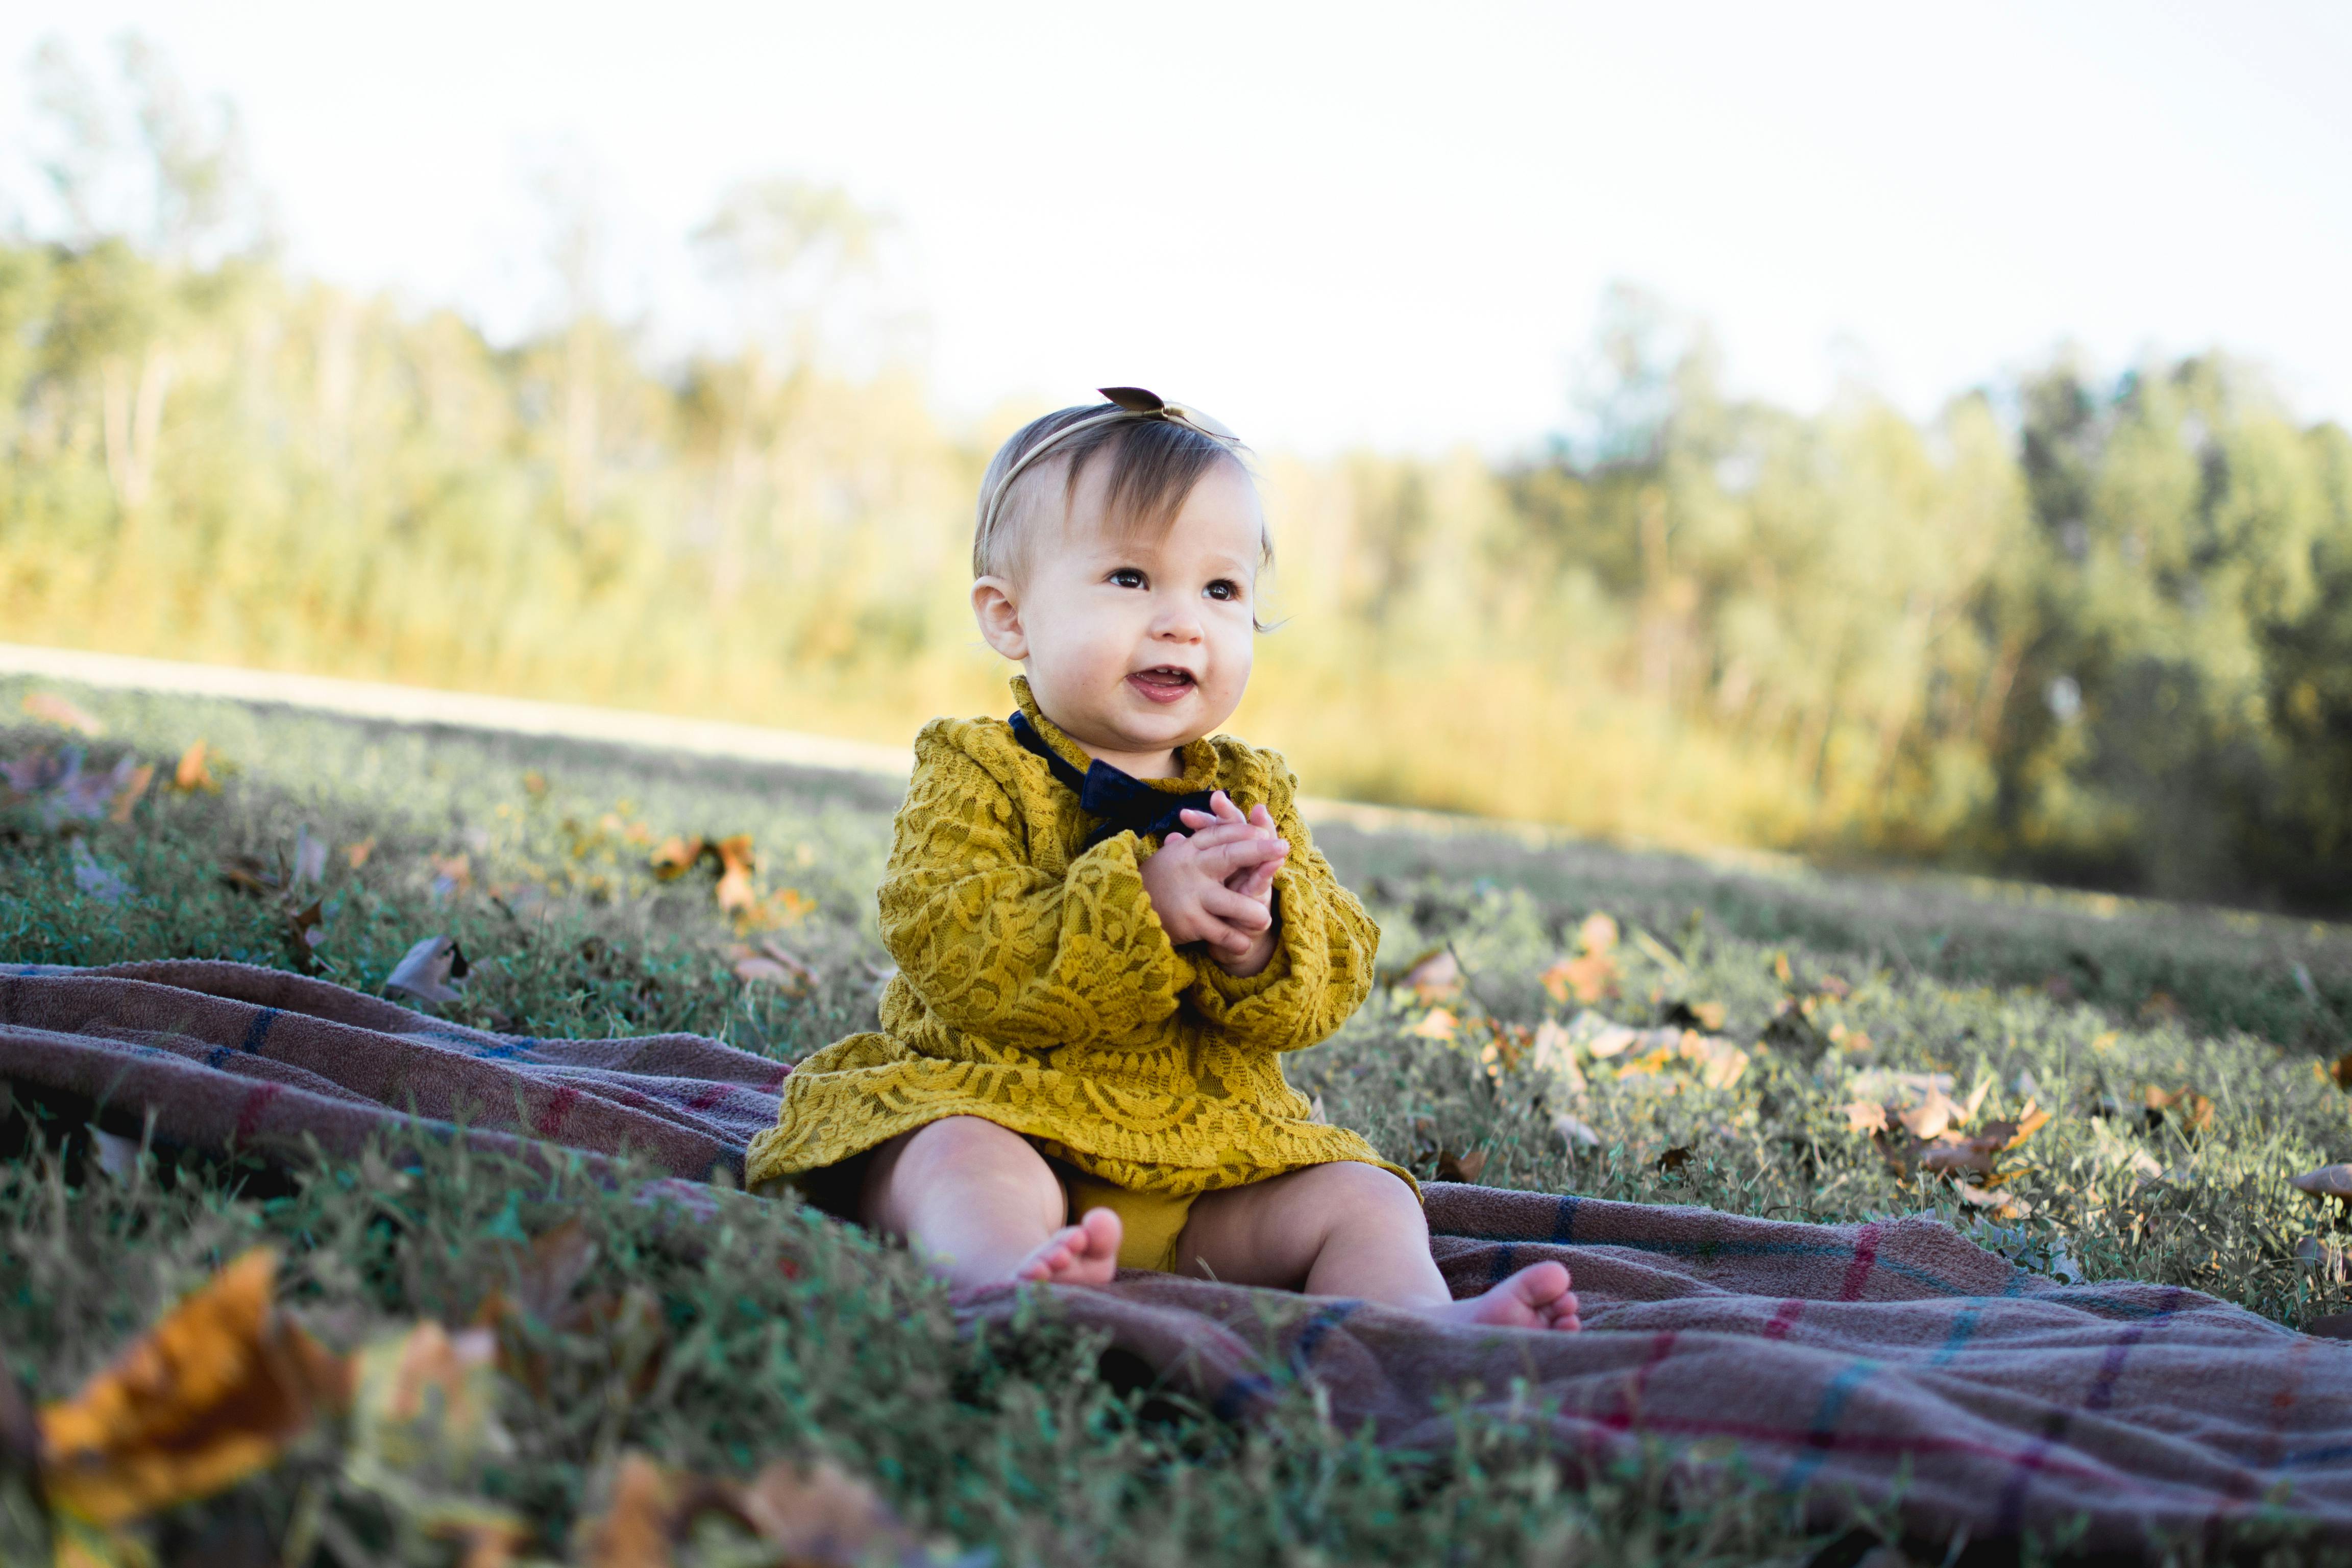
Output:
[1434, 1261, 1581, 1332]
[1012, 1207, 1123, 1286]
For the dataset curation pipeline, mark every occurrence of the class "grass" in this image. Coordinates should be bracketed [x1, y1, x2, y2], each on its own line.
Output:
[6, 672, 2352, 1566]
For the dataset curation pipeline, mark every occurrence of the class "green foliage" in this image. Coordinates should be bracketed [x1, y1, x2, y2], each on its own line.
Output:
[9, 686, 2352, 1561]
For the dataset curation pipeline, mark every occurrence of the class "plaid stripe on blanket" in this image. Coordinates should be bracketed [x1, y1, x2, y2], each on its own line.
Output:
[6, 960, 2349, 1553]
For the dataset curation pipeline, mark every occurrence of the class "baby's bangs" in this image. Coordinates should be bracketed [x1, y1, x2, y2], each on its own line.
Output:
[1072, 418, 1254, 548]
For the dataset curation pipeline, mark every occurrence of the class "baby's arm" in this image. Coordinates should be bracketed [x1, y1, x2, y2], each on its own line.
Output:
[1179, 771, 1379, 1053]
[877, 727, 1195, 1049]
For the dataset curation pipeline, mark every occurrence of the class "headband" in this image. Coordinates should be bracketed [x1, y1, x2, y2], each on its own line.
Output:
[975, 386, 1241, 559]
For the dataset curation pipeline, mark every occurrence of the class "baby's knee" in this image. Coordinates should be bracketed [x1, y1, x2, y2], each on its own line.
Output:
[1312, 1160, 1424, 1219]
[894, 1117, 1060, 1208]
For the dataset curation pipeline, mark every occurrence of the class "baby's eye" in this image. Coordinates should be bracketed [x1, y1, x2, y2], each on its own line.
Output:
[1204, 579, 1243, 602]
[1108, 567, 1146, 589]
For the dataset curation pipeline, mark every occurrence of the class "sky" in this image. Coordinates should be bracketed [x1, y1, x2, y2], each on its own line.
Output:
[2, 0, 2347, 457]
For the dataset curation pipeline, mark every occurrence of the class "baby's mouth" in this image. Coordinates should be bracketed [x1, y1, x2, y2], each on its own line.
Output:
[1126, 667, 1197, 704]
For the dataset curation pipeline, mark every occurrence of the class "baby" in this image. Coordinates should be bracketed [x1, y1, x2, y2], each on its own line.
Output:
[746, 389, 1578, 1331]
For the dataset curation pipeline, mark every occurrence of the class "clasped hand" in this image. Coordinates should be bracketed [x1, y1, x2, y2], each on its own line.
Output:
[1138, 790, 1287, 973]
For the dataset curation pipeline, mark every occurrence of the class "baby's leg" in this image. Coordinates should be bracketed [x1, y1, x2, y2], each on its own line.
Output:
[859, 1117, 1121, 1290]
[1174, 1163, 1580, 1332]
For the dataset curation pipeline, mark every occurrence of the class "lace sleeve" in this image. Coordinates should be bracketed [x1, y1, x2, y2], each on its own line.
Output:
[877, 732, 1191, 1050]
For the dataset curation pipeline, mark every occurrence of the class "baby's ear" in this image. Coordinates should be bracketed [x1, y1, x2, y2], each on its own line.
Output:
[970, 576, 1028, 660]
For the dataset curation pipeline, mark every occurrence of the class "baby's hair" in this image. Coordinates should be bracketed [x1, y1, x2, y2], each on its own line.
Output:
[972, 401, 1267, 580]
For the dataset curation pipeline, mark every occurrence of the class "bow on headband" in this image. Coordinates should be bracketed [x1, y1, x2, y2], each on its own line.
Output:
[977, 386, 1241, 548]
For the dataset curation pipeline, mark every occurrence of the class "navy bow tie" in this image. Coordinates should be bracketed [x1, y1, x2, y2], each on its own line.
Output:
[1010, 710, 1218, 849]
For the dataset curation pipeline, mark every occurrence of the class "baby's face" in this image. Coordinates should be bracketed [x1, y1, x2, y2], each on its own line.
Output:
[978, 457, 1262, 778]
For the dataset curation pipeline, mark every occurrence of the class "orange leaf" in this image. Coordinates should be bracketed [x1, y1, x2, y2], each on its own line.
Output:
[23, 691, 104, 736]
[171, 740, 218, 793]
[1408, 1008, 1458, 1041]
[1434, 1147, 1488, 1184]
[712, 835, 756, 915]
[106, 764, 153, 823]
[648, 836, 704, 880]
[38, 1250, 347, 1526]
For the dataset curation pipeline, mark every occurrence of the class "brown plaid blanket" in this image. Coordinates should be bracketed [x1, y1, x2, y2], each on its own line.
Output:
[5, 960, 2349, 1553]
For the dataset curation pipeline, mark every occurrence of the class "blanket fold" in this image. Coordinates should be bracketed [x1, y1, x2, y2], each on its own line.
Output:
[5, 959, 2348, 1551]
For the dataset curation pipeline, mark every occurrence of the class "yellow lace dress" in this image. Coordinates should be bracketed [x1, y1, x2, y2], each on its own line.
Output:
[745, 679, 1399, 1263]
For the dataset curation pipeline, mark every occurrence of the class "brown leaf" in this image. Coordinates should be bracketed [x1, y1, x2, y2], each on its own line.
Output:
[284, 899, 325, 974]
[1896, 1086, 1966, 1141]
[344, 837, 376, 870]
[1434, 1147, 1488, 1184]
[2144, 1085, 2214, 1134]
[218, 855, 278, 896]
[1843, 1099, 1893, 1135]
[106, 764, 153, 824]
[23, 692, 105, 736]
[171, 740, 218, 793]
[384, 936, 470, 1011]
[713, 835, 756, 915]
[579, 1450, 934, 1568]
[648, 836, 703, 881]
[729, 943, 812, 992]
[737, 1456, 930, 1567]
[37, 1250, 348, 1526]
[1399, 948, 1460, 1003]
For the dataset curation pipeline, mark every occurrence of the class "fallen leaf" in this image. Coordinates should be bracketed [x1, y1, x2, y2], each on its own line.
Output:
[1772, 951, 1793, 985]
[1581, 1021, 1639, 1060]
[581, 1451, 695, 1568]
[430, 853, 473, 898]
[38, 1250, 347, 1526]
[1897, 1086, 1967, 1141]
[580, 1450, 936, 1568]
[1408, 1008, 1458, 1041]
[344, 837, 376, 870]
[1540, 950, 1618, 1006]
[740, 886, 816, 931]
[171, 741, 218, 793]
[1528, 1018, 1585, 1099]
[2144, 1086, 2214, 1135]
[729, 950, 810, 991]
[522, 770, 549, 798]
[737, 1455, 932, 1568]
[1577, 912, 1620, 954]
[384, 936, 470, 1010]
[712, 835, 757, 914]
[1843, 1100, 1893, 1134]
[649, 836, 702, 880]
[1400, 948, 1461, 1003]
[284, 899, 325, 974]
[106, 764, 153, 823]
[23, 692, 104, 736]
[1434, 1147, 1488, 1184]
[218, 854, 281, 896]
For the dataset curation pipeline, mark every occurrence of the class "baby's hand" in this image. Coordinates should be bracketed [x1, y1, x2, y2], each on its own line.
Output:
[1141, 793, 1287, 961]
[1176, 793, 1283, 904]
